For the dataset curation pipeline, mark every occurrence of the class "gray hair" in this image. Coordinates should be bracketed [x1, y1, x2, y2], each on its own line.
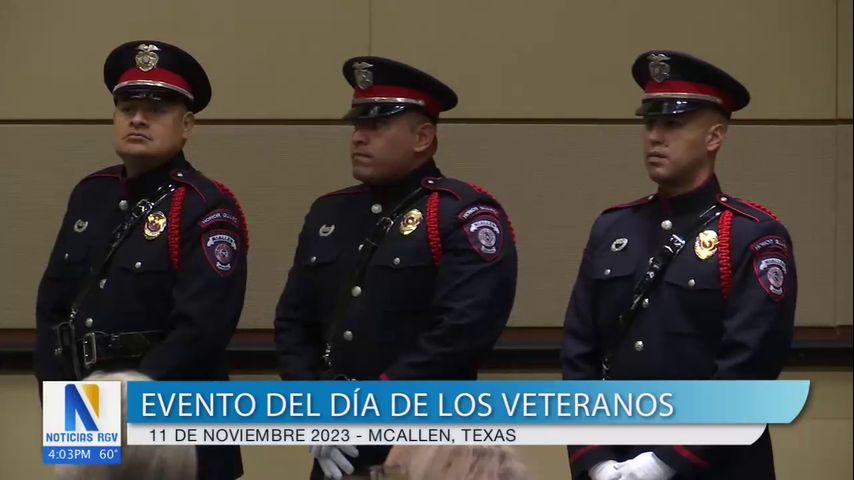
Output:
[54, 370, 197, 480]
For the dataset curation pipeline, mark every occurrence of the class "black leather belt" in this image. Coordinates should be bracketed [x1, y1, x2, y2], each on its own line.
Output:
[78, 330, 165, 369]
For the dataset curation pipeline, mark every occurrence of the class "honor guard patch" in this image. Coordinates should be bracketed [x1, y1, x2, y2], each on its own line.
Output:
[202, 230, 240, 277]
[458, 204, 501, 221]
[464, 216, 504, 262]
[143, 211, 167, 240]
[198, 209, 241, 229]
[750, 236, 789, 255]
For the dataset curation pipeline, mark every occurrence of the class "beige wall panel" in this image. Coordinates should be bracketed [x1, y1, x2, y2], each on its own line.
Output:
[837, 126, 853, 326]
[839, 0, 853, 118]
[0, 0, 368, 120]
[1, 371, 850, 479]
[371, 0, 837, 119]
[0, 123, 840, 329]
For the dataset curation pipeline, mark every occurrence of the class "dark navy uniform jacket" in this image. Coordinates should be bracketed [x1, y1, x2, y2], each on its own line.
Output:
[562, 176, 796, 480]
[35, 153, 247, 480]
[274, 159, 518, 473]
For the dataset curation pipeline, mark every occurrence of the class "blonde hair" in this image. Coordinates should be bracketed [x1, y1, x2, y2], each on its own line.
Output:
[383, 445, 531, 480]
[54, 370, 197, 480]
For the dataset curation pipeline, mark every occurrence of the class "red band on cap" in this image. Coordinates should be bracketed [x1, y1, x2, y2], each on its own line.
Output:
[644, 80, 734, 112]
[353, 85, 441, 117]
[116, 67, 193, 98]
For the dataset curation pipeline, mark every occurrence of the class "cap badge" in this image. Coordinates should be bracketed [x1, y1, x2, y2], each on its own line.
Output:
[400, 209, 423, 236]
[135, 44, 161, 72]
[352, 61, 374, 90]
[694, 230, 719, 260]
[648, 53, 671, 83]
[143, 211, 167, 240]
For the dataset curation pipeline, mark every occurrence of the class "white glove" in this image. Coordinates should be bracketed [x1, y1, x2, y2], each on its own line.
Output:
[589, 460, 623, 480]
[616, 452, 675, 480]
[309, 445, 359, 479]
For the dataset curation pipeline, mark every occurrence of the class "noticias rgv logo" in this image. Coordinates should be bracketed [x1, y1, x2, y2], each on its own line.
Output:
[44, 384, 103, 443]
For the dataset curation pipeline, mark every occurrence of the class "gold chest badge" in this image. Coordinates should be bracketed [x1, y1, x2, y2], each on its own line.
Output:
[694, 230, 719, 260]
[143, 211, 167, 240]
[400, 209, 423, 235]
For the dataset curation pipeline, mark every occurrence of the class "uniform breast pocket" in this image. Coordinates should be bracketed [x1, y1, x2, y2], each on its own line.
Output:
[661, 258, 724, 337]
[368, 245, 436, 311]
[114, 248, 174, 316]
[586, 254, 637, 330]
[45, 243, 89, 279]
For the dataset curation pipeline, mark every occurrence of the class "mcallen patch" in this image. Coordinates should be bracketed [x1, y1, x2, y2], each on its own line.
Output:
[202, 230, 240, 277]
[753, 254, 787, 302]
[464, 216, 504, 262]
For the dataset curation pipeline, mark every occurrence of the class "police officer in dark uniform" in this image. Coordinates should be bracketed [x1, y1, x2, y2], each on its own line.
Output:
[561, 51, 797, 480]
[274, 57, 518, 479]
[35, 40, 247, 480]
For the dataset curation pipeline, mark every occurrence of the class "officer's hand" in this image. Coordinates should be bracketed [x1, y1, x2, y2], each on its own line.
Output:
[615, 452, 674, 480]
[310, 445, 359, 479]
[589, 460, 623, 480]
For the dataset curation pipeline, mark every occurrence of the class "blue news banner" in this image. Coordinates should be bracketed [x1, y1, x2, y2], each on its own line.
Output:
[122, 381, 809, 447]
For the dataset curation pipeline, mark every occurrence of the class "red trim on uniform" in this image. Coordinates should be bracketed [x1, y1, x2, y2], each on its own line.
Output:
[569, 445, 601, 463]
[212, 180, 250, 251]
[644, 80, 734, 111]
[743, 200, 778, 221]
[354, 85, 441, 117]
[672, 445, 710, 469]
[379, 373, 391, 381]
[718, 210, 734, 299]
[117, 67, 192, 95]
[426, 192, 443, 266]
[168, 186, 186, 272]
[468, 183, 516, 241]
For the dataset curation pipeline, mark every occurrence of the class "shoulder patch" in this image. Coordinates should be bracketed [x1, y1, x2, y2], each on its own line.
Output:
[750, 235, 789, 256]
[458, 204, 501, 221]
[202, 229, 241, 277]
[463, 215, 504, 262]
[199, 209, 241, 229]
[753, 252, 788, 302]
[602, 194, 655, 214]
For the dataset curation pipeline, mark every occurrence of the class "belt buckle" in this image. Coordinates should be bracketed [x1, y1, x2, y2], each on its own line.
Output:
[82, 332, 98, 368]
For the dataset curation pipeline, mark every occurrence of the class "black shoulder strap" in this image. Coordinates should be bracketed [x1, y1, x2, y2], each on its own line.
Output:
[321, 186, 431, 376]
[601, 204, 722, 379]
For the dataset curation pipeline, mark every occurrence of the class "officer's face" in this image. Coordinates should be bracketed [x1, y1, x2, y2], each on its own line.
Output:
[113, 98, 195, 165]
[350, 112, 436, 185]
[642, 109, 727, 188]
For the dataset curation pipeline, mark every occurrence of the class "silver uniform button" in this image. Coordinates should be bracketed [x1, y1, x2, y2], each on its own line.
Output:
[310, 256, 317, 264]
[343, 331, 354, 342]
[358, 243, 364, 252]
[604, 268, 612, 276]
[119, 200, 129, 211]
[661, 220, 673, 230]
[393, 257, 401, 266]
[371, 204, 383, 214]
[634, 341, 645, 352]
[99, 279, 107, 289]
[720, 196, 728, 202]
[134, 261, 142, 270]
[688, 279, 696, 288]
[54, 347, 62, 356]
[64, 253, 70, 261]
[642, 298, 650, 309]
[85, 318, 94, 328]
[176, 171, 184, 177]
[351, 286, 362, 297]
